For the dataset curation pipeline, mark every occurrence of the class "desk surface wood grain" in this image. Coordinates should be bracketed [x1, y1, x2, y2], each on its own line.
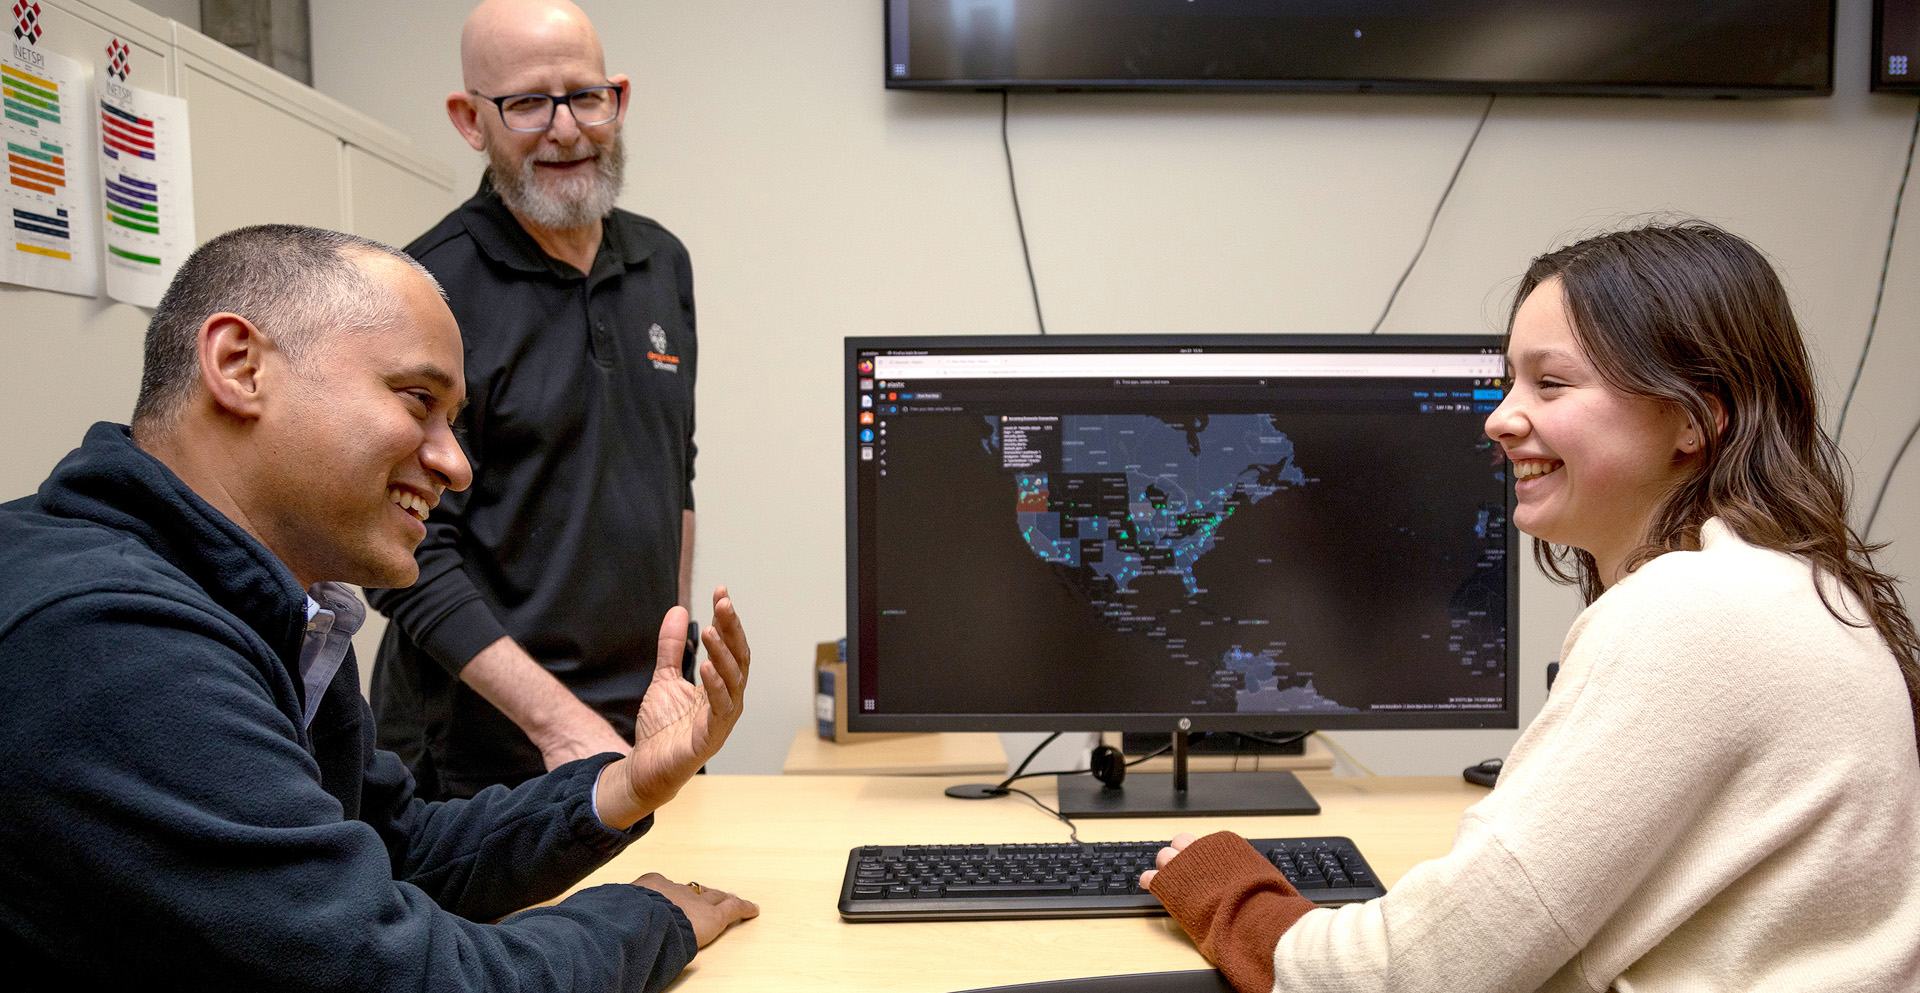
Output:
[781, 728, 1009, 776]
[560, 774, 1484, 993]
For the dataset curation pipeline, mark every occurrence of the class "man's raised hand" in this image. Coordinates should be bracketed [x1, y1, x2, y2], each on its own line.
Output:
[593, 587, 750, 829]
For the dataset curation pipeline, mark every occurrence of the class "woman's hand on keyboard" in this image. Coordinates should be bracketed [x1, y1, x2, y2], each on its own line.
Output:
[1138, 832, 1198, 890]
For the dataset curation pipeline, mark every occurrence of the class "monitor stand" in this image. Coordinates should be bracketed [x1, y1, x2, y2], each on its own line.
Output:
[1054, 731, 1320, 818]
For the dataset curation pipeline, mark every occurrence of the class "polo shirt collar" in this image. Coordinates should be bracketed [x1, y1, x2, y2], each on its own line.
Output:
[459, 175, 655, 278]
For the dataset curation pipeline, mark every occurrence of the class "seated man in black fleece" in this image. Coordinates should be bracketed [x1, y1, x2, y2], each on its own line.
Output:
[0, 223, 756, 991]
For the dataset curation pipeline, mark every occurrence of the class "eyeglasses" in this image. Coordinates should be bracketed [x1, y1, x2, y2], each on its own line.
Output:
[470, 85, 622, 133]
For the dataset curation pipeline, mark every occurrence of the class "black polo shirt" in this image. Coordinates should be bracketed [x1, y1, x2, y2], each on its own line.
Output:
[367, 180, 695, 795]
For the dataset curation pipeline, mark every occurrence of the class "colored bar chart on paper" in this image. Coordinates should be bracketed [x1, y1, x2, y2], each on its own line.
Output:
[2, 63, 62, 129]
[104, 172, 158, 241]
[2, 44, 97, 297]
[100, 102, 154, 160]
[7, 139, 64, 193]
[97, 78, 193, 306]
[11, 205, 70, 259]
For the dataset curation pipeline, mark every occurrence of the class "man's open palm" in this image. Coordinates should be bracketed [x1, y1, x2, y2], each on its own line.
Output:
[620, 587, 750, 817]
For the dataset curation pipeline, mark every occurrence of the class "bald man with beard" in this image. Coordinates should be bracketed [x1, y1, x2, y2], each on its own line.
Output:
[368, 0, 705, 801]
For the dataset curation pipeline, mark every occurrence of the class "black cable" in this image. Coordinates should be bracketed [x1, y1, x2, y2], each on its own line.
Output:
[1368, 94, 1495, 335]
[1838, 99, 1920, 445]
[990, 736, 1176, 843]
[1001, 786, 1081, 843]
[1232, 730, 1311, 748]
[1864, 413, 1920, 540]
[983, 736, 1178, 794]
[1002, 89, 1046, 335]
[1122, 743, 1175, 767]
[993, 731, 1062, 790]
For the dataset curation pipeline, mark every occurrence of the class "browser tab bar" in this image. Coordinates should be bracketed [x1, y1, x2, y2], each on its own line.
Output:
[873, 352, 1503, 380]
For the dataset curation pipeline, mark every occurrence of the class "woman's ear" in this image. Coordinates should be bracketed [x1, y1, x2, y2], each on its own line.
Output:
[1679, 396, 1729, 454]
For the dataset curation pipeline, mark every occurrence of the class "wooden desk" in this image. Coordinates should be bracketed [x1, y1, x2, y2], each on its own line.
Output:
[782, 728, 1008, 776]
[563, 774, 1483, 992]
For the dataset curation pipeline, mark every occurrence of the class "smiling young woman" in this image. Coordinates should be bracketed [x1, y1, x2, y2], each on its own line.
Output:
[1502, 221, 1920, 736]
[1141, 220, 1920, 993]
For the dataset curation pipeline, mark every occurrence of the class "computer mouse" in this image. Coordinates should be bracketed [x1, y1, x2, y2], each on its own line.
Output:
[1463, 757, 1503, 788]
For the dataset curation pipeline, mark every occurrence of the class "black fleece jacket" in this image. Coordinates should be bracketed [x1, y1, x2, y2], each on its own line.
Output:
[0, 423, 697, 991]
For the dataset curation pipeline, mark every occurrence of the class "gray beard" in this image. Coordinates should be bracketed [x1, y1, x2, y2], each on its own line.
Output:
[487, 131, 625, 231]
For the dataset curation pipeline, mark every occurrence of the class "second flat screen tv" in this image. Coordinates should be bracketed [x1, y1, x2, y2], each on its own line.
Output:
[885, 0, 1835, 97]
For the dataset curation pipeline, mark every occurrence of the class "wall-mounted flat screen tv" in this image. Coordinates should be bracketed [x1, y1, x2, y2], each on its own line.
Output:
[885, 0, 1835, 97]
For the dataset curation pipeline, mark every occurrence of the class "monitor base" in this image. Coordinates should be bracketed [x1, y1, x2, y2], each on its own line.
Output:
[1054, 771, 1320, 818]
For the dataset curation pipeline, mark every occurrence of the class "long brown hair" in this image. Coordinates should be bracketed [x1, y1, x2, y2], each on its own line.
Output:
[1510, 220, 1920, 751]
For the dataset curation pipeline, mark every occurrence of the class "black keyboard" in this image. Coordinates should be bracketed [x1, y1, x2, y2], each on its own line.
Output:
[838, 836, 1384, 922]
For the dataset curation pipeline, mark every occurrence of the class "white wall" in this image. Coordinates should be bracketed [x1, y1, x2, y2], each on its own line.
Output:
[310, 0, 1920, 776]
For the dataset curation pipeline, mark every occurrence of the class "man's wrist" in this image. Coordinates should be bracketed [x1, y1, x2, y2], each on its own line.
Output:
[593, 756, 661, 830]
[524, 697, 586, 753]
[462, 637, 619, 756]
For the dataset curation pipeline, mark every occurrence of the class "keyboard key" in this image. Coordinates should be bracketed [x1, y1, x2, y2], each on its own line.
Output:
[944, 882, 1076, 897]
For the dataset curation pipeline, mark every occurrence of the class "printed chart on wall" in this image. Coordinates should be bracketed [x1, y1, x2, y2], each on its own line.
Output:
[3, 32, 98, 296]
[98, 41, 191, 308]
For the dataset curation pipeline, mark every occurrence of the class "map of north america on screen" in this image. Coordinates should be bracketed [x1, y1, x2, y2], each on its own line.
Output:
[983, 413, 1359, 714]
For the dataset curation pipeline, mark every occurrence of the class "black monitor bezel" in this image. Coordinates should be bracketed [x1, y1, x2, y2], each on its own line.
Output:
[844, 333, 1520, 734]
[1874, 0, 1920, 94]
[881, 1, 1836, 98]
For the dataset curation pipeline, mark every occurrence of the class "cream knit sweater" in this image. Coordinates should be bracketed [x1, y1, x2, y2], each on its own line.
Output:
[1272, 520, 1920, 992]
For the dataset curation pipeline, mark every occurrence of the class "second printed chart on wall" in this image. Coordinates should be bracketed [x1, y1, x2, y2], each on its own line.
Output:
[97, 41, 192, 309]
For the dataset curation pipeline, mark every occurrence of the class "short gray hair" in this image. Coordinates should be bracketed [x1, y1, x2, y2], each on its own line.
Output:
[132, 224, 444, 431]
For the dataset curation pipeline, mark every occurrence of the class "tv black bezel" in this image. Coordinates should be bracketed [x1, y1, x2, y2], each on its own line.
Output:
[881, 1, 1836, 99]
[844, 333, 1521, 735]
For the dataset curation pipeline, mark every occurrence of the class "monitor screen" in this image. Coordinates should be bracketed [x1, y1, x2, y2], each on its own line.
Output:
[1876, 0, 1920, 92]
[884, 0, 1834, 96]
[846, 335, 1519, 736]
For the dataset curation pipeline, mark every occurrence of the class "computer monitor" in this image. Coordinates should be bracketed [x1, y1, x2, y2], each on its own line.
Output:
[845, 335, 1518, 817]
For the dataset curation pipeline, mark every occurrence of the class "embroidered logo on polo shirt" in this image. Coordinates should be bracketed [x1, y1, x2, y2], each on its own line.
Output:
[646, 323, 680, 372]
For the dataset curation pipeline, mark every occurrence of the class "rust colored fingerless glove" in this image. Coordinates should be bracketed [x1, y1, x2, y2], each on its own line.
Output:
[1147, 831, 1320, 993]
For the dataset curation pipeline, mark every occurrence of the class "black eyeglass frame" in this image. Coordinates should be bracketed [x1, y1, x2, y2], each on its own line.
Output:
[469, 84, 624, 133]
